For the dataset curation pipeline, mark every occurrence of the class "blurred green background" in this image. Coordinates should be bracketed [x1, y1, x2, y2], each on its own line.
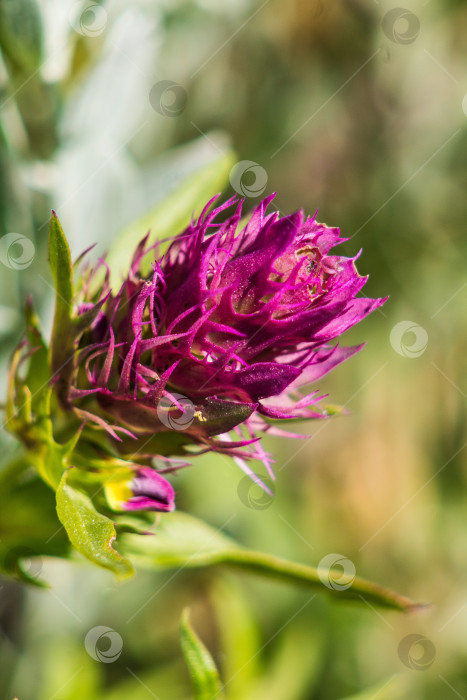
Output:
[1, 0, 466, 698]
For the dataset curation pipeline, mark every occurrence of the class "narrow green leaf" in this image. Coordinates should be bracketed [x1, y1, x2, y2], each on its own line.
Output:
[121, 512, 422, 612]
[180, 608, 224, 700]
[48, 211, 74, 318]
[106, 150, 236, 288]
[56, 473, 134, 580]
[48, 212, 75, 404]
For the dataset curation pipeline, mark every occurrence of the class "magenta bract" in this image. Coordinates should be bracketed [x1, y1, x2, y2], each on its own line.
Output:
[125, 467, 175, 512]
[72, 194, 385, 472]
[105, 466, 176, 513]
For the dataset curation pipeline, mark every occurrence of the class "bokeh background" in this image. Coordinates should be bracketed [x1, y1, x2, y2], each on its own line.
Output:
[1, 0, 466, 698]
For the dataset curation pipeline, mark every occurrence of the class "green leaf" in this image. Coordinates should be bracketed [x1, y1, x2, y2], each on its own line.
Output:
[121, 512, 421, 612]
[48, 211, 74, 320]
[106, 150, 236, 288]
[180, 608, 224, 700]
[56, 473, 134, 580]
[48, 212, 76, 405]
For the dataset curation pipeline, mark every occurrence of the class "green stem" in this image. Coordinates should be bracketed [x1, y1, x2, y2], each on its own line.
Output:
[214, 549, 423, 612]
[139, 548, 424, 613]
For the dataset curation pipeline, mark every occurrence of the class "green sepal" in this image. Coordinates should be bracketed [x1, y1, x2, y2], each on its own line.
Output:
[72, 295, 107, 335]
[28, 388, 81, 489]
[190, 398, 257, 438]
[93, 394, 255, 441]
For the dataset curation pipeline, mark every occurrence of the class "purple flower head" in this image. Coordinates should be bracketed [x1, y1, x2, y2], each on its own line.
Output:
[71, 195, 385, 477]
[104, 466, 175, 513]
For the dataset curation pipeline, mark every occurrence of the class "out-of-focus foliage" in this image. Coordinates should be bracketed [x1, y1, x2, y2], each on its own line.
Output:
[1, 1, 466, 699]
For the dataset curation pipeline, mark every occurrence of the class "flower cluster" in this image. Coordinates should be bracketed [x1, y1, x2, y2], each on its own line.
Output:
[67, 194, 385, 492]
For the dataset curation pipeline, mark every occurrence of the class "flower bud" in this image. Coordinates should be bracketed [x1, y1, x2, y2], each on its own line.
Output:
[104, 467, 175, 512]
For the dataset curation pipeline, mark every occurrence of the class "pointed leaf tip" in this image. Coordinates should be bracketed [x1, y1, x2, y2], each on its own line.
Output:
[48, 212, 76, 403]
[48, 211, 74, 310]
[180, 608, 224, 700]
